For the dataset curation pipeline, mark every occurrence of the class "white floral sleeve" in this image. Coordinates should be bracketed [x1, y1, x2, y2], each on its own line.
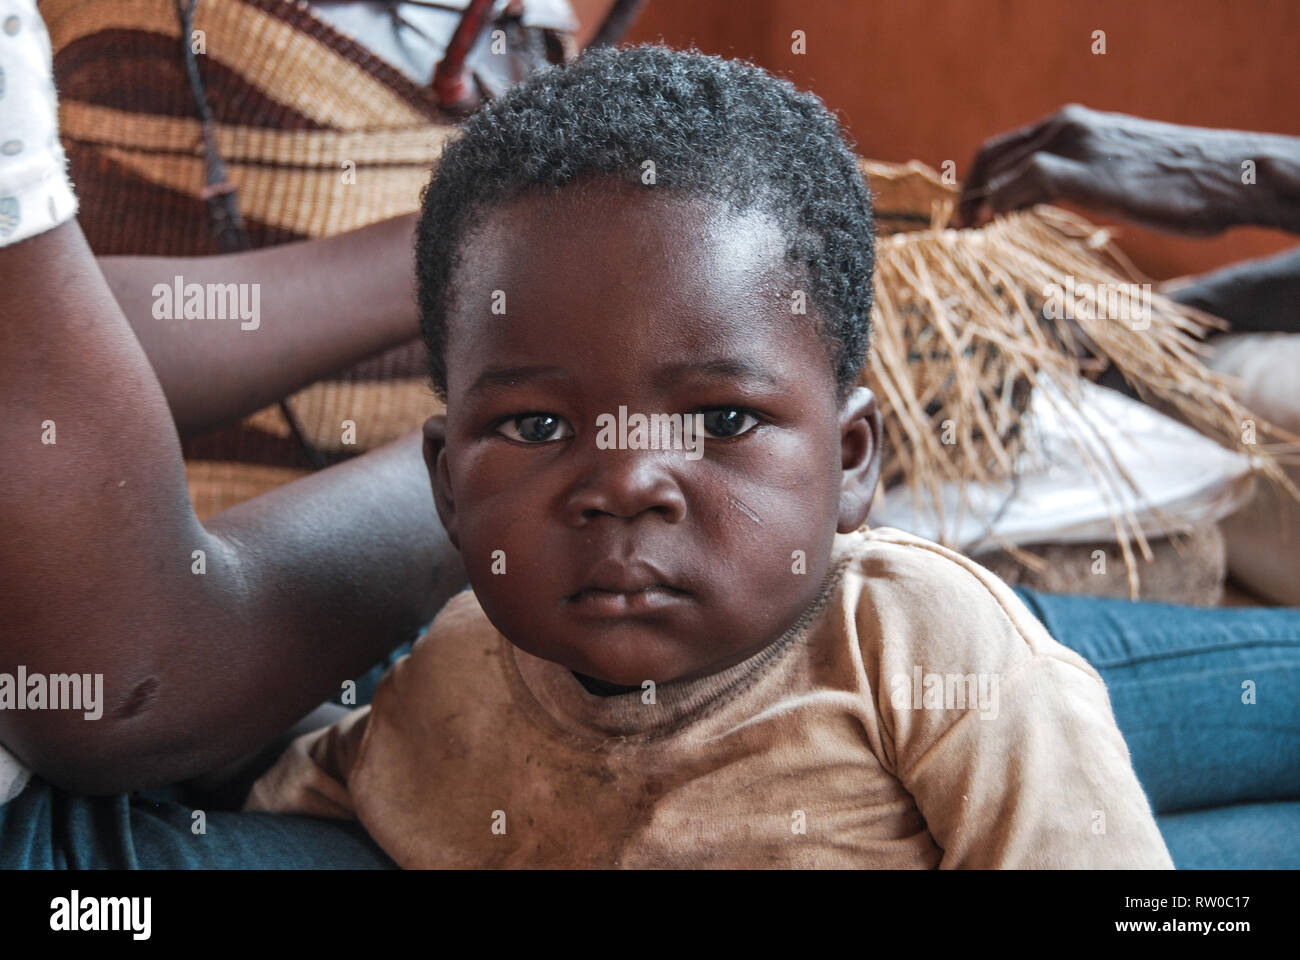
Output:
[0, 741, 29, 806]
[0, 0, 77, 248]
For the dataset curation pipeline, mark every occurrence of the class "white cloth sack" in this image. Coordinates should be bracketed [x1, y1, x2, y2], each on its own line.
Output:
[870, 379, 1256, 553]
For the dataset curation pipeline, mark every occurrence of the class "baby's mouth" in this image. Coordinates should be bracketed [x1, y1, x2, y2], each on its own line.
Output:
[565, 584, 691, 617]
[565, 560, 691, 616]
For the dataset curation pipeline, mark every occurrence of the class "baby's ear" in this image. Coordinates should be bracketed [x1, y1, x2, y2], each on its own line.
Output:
[837, 386, 883, 533]
[422, 414, 460, 551]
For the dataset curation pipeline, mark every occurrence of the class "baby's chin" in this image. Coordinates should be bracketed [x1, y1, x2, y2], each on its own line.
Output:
[500, 618, 760, 688]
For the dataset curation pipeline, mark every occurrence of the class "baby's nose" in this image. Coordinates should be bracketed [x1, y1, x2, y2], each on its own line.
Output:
[562, 447, 688, 525]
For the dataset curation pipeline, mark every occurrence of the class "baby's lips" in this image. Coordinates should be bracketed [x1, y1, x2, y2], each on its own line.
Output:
[565, 584, 692, 619]
[569, 557, 686, 598]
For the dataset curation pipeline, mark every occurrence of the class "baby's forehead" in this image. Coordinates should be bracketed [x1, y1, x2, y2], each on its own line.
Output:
[441, 181, 838, 398]
[455, 190, 797, 320]
[462, 181, 789, 274]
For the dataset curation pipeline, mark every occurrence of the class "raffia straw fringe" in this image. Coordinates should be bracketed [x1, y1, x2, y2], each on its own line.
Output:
[860, 158, 1300, 596]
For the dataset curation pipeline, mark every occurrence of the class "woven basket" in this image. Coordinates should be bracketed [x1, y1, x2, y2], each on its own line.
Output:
[46, 0, 477, 517]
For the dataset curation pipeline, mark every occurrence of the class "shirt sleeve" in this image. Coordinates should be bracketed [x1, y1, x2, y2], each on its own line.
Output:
[0, 0, 79, 247]
[243, 706, 372, 819]
[859, 532, 1174, 868]
[0, 740, 30, 807]
[900, 655, 1173, 868]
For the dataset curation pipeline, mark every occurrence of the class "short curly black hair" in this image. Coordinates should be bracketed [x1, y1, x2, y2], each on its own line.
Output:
[415, 43, 874, 399]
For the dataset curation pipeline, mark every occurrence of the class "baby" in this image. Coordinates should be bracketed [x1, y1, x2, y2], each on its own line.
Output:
[246, 45, 1173, 869]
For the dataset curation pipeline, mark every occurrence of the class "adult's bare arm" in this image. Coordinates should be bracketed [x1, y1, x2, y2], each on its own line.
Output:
[956, 105, 1300, 235]
[1, 221, 464, 795]
[98, 213, 421, 439]
[1160, 246, 1300, 335]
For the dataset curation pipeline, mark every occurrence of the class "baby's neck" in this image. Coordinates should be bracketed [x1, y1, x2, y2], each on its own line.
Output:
[571, 671, 643, 697]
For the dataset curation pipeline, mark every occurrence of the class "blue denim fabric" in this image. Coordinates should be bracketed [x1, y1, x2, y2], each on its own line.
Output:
[1156, 801, 1300, 869]
[0, 781, 395, 869]
[1011, 588, 1300, 815]
[3, 591, 1298, 868]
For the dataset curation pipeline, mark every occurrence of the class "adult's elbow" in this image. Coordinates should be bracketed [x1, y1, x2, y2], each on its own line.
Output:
[0, 712, 175, 797]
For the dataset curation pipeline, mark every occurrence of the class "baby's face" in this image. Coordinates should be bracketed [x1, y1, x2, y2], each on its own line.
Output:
[424, 181, 881, 685]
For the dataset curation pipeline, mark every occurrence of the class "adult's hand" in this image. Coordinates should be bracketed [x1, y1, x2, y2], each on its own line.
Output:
[956, 104, 1300, 235]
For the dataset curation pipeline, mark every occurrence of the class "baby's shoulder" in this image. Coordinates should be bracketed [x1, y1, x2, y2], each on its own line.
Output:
[386, 588, 504, 686]
[840, 526, 1012, 596]
[830, 526, 1090, 675]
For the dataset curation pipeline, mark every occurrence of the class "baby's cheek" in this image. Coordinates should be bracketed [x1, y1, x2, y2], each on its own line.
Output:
[709, 462, 837, 546]
[759, 485, 837, 599]
[458, 503, 546, 591]
[697, 491, 835, 623]
[751, 522, 835, 610]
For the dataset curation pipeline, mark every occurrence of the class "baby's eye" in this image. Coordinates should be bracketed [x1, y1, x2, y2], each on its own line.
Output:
[698, 408, 759, 439]
[496, 413, 573, 444]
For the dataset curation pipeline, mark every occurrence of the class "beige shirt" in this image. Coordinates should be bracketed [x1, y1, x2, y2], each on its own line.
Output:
[246, 527, 1174, 869]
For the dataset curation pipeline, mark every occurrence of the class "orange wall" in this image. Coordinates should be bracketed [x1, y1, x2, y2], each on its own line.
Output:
[595, 0, 1300, 280]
